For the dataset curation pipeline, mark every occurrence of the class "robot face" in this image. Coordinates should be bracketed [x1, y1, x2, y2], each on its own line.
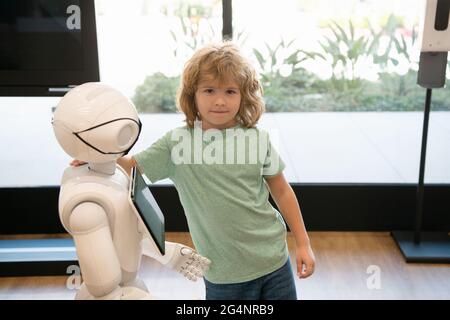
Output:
[73, 117, 142, 156]
[52, 116, 142, 162]
[52, 82, 142, 163]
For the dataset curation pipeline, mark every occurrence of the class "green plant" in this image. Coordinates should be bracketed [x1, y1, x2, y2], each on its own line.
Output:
[165, 2, 219, 61]
[371, 15, 422, 106]
[135, 3, 251, 115]
[251, 38, 322, 112]
[263, 68, 324, 112]
[318, 19, 380, 88]
[253, 38, 320, 85]
[131, 11, 450, 114]
[132, 73, 180, 113]
[368, 14, 406, 71]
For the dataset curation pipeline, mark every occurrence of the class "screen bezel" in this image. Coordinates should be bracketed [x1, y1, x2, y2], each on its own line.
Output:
[130, 166, 165, 255]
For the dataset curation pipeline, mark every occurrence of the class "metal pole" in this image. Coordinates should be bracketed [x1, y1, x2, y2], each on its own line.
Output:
[222, 0, 232, 40]
[414, 88, 432, 244]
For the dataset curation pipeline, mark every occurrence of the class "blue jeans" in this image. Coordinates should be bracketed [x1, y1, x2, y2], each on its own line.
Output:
[204, 258, 297, 300]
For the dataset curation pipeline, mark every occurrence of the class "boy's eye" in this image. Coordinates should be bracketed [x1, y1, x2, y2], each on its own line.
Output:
[227, 90, 237, 94]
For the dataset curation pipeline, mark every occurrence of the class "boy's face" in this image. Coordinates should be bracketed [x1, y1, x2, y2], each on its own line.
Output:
[195, 77, 241, 130]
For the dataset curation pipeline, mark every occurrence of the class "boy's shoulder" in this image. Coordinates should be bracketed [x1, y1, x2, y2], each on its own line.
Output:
[161, 125, 191, 145]
[241, 125, 270, 138]
[160, 125, 272, 141]
[163, 125, 189, 135]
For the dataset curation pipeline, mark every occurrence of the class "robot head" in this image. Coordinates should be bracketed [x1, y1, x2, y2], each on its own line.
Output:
[52, 82, 142, 163]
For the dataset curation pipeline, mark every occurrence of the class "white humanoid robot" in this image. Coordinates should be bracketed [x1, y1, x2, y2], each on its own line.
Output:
[52, 82, 210, 300]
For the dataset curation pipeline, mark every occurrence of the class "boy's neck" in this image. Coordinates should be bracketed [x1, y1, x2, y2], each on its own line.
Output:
[199, 119, 238, 131]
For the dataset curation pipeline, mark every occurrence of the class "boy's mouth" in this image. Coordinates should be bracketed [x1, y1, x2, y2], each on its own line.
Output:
[210, 110, 229, 114]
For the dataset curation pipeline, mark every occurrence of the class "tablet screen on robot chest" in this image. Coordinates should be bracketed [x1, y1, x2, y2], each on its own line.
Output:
[131, 166, 165, 255]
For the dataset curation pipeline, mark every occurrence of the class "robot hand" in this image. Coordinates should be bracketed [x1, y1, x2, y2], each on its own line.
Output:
[166, 242, 211, 282]
[141, 238, 211, 282]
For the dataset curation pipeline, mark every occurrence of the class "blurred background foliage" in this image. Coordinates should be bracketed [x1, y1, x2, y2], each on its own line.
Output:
[133, 7, 450, 113]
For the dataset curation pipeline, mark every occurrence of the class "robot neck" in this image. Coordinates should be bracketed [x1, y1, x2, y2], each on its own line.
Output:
[88, 161, 116, 175]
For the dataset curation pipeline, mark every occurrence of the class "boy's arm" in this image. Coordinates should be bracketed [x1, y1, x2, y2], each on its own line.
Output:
[265, 173, 309, 246]
[117, 156, 137, 176]
[265, 172, 315, 278]
[71, 156, 137, 176]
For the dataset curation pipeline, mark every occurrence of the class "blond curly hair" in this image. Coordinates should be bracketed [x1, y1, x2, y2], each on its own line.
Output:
[176, 42, 265, 128]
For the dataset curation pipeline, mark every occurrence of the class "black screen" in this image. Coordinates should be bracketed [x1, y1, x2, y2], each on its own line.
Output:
[0, 0, 83, 71]
[0, 0, 99, 96]
[132, 167, 165, 255]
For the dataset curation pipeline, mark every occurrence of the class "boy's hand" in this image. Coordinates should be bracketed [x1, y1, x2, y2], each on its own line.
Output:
[296, 244, 315, 279]
[70, 159, 87, 167]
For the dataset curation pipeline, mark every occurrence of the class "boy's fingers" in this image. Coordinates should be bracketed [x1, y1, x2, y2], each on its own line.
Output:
[70, 160, 86, 167]
[300, 261, 315, 278]
[296, 258, 315, 279]
[296, 258, 303, 278]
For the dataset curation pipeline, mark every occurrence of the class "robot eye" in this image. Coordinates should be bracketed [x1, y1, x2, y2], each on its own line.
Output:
[118, 123, 136, 148]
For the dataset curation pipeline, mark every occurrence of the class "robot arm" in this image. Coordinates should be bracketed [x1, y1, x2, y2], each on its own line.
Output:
[69, 201, 123, 297]
[141, 237, 211, 281]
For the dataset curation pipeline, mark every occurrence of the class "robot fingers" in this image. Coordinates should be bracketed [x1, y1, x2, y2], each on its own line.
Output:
[180, 246, 194, 256]
[186, 265, 206, 279]
[194, 257, 210, 273]
[194, 269, 203, 278]
[190, 252, 203, 261]
[181, 269, 198, 282]
[200, 257, 211, 268]
[190, 258, 209, 269]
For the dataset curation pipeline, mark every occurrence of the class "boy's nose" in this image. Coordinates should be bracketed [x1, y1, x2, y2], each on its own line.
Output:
[214, 96, 226, 106]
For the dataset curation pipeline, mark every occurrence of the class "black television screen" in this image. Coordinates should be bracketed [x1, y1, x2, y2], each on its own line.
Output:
[0, 0, 99, 96]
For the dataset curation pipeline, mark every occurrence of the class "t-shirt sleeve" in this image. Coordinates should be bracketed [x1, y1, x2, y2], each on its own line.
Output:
[262, 133, 285, 177]
[133, 131, 174, 183]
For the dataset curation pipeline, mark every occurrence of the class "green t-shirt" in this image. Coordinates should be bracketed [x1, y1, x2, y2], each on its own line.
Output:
[134, 123, 289, 284]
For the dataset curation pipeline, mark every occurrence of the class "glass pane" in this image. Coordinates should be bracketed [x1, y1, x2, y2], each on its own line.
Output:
[95, 0, 222, 112]
[1, 0, 449, 187]
[0, 0, 223, 187]
[95, 0, 223, 184]
[233, 0, 450, 183]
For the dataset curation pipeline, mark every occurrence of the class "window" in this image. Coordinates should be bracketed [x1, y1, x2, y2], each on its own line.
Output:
[0, 0, 448, 187]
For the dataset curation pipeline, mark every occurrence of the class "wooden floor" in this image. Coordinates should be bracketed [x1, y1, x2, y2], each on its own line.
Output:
[0, 232, 449, 300]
